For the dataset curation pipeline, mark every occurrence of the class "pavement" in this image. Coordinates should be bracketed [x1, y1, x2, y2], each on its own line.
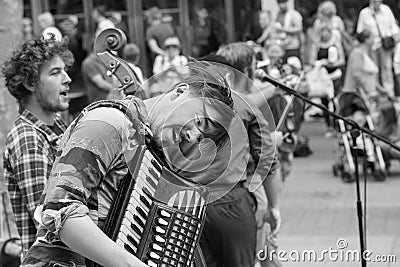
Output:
[275, 121, 400, 266]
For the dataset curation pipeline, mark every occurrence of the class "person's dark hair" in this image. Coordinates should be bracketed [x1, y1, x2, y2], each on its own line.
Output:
[94, 5, 108, 18]
[216, 42, 255, 74]
[177, 61, 235, 150]
[356, 30, 372, 43]
[122, 43, 141, 65]
[1, 36, 74, 112]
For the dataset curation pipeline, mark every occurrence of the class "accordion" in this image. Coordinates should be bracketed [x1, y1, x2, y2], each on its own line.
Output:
[93, 144, 209, 267]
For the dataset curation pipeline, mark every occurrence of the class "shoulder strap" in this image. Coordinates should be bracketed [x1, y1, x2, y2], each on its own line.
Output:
[372, 12, 383, 38]
[67, 98, 146, 140]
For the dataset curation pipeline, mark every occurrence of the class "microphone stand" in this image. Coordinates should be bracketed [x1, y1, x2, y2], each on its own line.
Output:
[260, 73, 400, 267]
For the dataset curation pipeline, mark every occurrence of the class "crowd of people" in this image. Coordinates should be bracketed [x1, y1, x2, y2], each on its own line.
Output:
[2, 0, 400, 267]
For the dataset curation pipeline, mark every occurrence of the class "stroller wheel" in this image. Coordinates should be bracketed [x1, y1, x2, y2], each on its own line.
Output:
[341, 172, 355, 183]
[373, 170, 386, 182]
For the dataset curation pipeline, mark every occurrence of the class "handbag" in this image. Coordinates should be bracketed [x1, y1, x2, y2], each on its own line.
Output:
[381, 36, 395, 50]
[372, 13, 395, 51]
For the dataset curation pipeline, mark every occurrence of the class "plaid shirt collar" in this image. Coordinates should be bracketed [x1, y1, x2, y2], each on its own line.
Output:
[20, 109, 66, 143]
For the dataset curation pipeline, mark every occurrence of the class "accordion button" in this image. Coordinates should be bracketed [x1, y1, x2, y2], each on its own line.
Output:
[151, 243, 163, 251]
[154, 235, 166, 243]
[154, 226, 166, 234]
[159, 210, 171, 218]
[147, 260, 157, 267]
[157, 218, 168, 226]
[149, 251, 161, 260]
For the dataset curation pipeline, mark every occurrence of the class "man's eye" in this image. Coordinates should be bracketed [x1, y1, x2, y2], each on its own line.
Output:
[196, 116, 202, 126]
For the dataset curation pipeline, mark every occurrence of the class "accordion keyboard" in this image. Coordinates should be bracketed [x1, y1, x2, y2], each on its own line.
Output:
[107, 147, 209, 267]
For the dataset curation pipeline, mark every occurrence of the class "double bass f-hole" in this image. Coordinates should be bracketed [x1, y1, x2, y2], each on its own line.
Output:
[94, 28, 142, 96]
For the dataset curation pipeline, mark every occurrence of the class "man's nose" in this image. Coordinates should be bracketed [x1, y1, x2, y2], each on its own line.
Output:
[185, 127, 203, 143]
[63, 70, 72, 84]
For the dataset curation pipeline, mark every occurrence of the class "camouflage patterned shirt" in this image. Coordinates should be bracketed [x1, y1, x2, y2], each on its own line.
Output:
[21, 97, 147, 267]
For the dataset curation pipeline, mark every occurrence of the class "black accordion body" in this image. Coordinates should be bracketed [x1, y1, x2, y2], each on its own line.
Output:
[99, 144, 209, 267]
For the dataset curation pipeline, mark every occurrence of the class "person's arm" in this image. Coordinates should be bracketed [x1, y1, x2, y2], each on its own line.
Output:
[387, 6, 399, 35]
[83, 59, 114, 92]
[356, 10, 365, 33]
[241, 95, 282, 235]
[40, 110, 144, 267]
[147, 39, 165, 56]
[13, 138, 53, 228]
[152, 55, 164, 75]
[257, 26, 273, 44]
[348, 49, 365, 87]
[236, 93, 277, 203]
[247, 79, 277, 104]
[328, 40, 346, 69]
[263, 160, 281, 236]
[91, 74, 115, 92]
[281, 11, 302, 35]
[60, 216, 147, 267]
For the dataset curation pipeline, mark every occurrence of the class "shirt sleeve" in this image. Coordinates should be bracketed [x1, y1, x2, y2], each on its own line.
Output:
[356, 10, 366, 33]
[40, 110, 129, 237]
[153, 55, 164, 75]
[14, 148, 53, 227]
[235, 93, 275, 183]
[82, 59, 102, 83]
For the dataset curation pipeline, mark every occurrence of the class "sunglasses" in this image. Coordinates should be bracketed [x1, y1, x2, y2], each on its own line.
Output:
[165, 45, 179, 49]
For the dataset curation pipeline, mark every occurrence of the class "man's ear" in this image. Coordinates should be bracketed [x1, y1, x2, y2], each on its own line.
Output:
[23, 81, 35, 92]
[171, 83, 189, 100]
[224, 72, 233, 90]
[243, 66, 250, 78]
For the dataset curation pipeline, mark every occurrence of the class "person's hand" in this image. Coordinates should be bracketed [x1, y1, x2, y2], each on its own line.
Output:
[273, 131, 284, 147]
[274, 22, 283, 31]
[4, 239, 22, 257]
[264, 207, 281, 238]
[315, 59, 329, 67]
[255, 208, 267, 229]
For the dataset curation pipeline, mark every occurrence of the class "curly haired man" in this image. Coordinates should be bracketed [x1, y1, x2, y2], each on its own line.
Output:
[1, 36, 74, 256]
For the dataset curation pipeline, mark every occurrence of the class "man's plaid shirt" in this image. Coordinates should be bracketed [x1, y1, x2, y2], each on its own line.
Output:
[3, 109, 66, 256]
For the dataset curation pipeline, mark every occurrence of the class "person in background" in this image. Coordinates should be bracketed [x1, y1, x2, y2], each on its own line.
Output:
[1, 36, 73, 257]
[256, 10, 274, 46]
[272, 0, 303, 60]
[122, 43, 145, 85]
[216, 42, 283, 267]
[109, 12, 128, 36]
[357, 0, 399, 97]
[148, 37, 188, 97]
[313, 1, 345, 38]
[343, 30, 380, 99]
[309, 23, 345, 137]
[81, 51, 120, 104]
[37, 12, 63, 41]
[152, 36, 188, 75]
[92, 5, 115, 38]
[22, 18, 33, 41]
[145, 6, 176, 67]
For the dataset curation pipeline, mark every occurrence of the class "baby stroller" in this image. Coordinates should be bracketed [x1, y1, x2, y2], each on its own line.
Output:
[332, 90, 386, 182]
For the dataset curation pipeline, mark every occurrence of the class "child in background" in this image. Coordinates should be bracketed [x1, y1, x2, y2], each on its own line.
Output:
[152, 36, 188, 75]
[150, 37, 188, 96]
[348, 106, 375, 162]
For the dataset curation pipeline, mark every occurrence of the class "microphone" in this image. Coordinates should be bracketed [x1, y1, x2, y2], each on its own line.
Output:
[255, 68, 297, 96]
